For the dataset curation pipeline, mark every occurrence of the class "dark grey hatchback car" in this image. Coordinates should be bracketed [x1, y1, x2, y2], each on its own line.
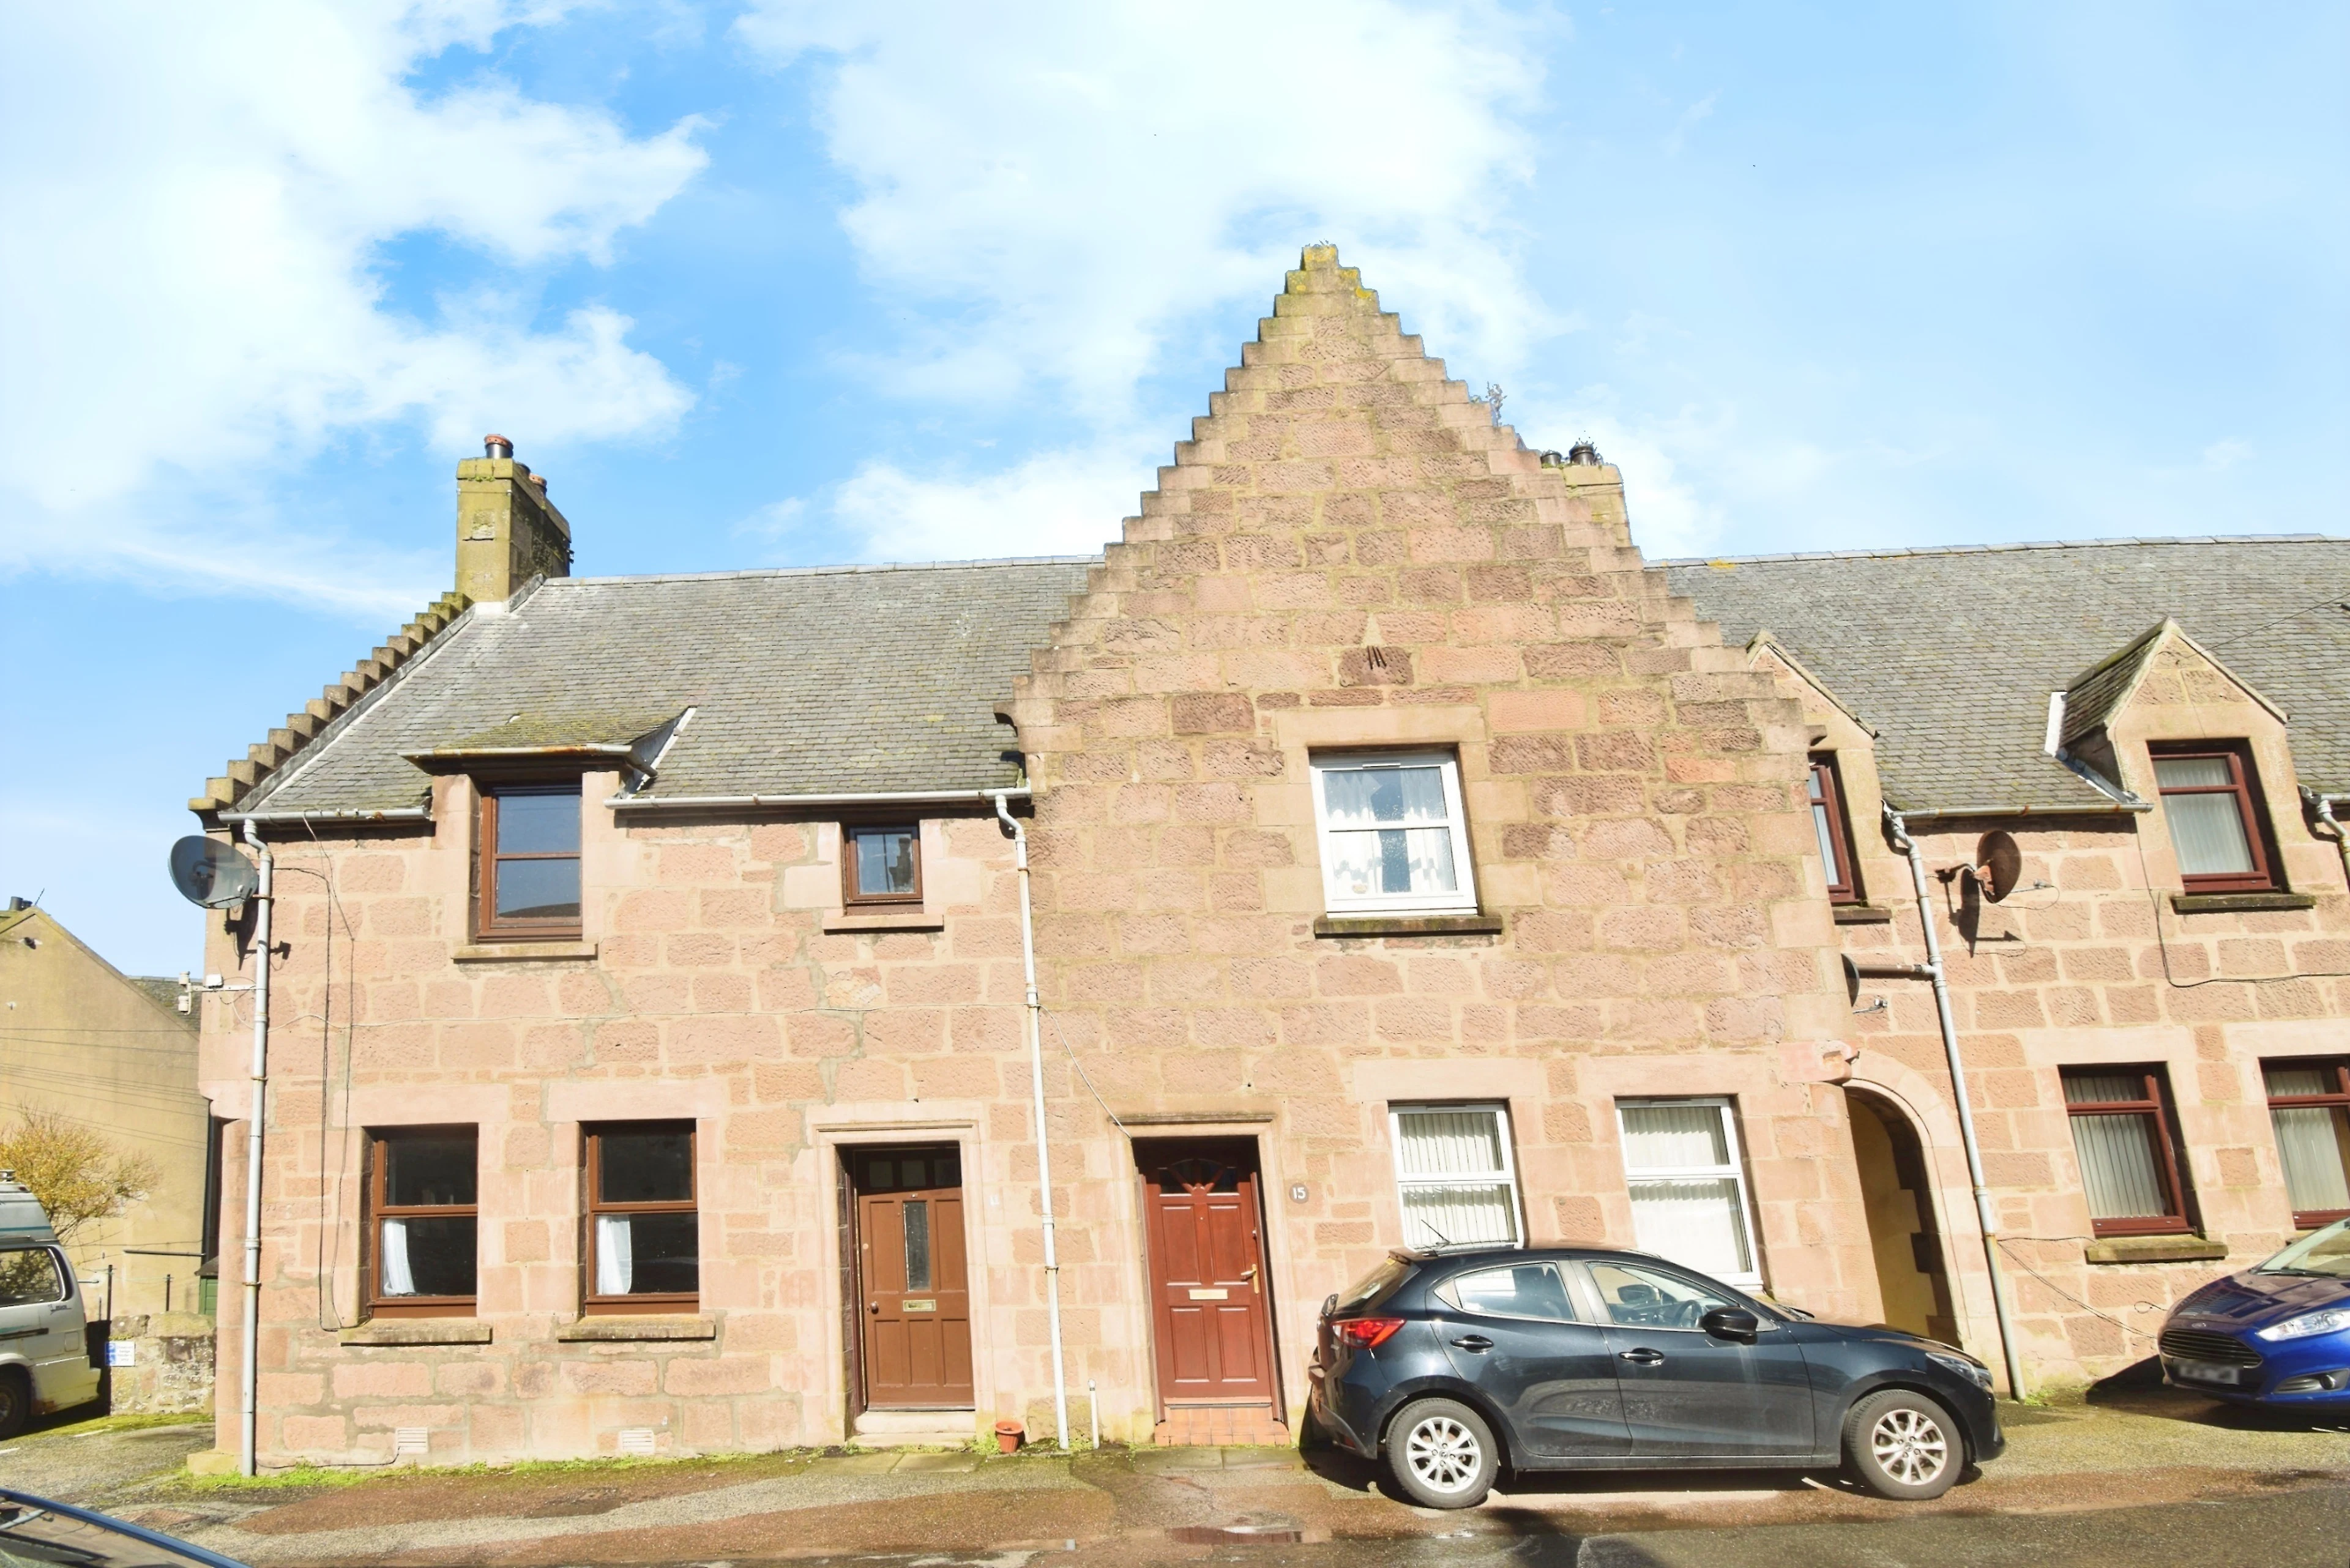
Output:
[1308, 1247, 2004, 1508]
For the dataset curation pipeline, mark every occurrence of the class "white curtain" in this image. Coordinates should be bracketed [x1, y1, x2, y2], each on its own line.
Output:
[1621, 1103, 1731, 1171]
[2070, 1113, 2169, 1219]
[379, 1219, 416, 1296]
[1322, 766, 1448, 827]
[2273, 1107, 2350, 1215]
[1628, 1178, 1755, 1278]
[1395, 1109, 1505, 1178]
[1401, 1182, 1517, 1249]
[596, 1214, 634, 1295]
[2152, 758, 2256, 876]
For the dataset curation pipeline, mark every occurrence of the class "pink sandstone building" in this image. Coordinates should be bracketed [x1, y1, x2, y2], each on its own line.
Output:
[185, 247, 2350, 1466]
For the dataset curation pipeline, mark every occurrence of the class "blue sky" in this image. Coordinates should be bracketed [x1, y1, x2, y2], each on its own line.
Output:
[5, 1, 2345, 976]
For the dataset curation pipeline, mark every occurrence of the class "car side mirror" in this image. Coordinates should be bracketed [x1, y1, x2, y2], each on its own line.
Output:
[1701, 1307, 1759, 1343]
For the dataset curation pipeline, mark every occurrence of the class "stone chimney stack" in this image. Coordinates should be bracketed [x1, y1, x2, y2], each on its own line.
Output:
[456, 435, 572, 603]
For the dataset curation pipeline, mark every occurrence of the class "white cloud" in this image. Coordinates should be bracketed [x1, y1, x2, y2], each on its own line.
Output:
[0, 1, 704, 605]
[738, 0, 1554, 555]
[827, 446, 1149, 563]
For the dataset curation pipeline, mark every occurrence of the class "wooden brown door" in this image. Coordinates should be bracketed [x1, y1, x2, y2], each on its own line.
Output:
[852, 1147, 973, 1408]
[1141, 1140, 1276, 1407]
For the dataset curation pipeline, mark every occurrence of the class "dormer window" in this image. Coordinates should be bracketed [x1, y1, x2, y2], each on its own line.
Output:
[476, 783, 583, 938]
[1310, 750, 1479, 916]
[1807, 753, 1861, 905]
[2150, 743, 2276, 894]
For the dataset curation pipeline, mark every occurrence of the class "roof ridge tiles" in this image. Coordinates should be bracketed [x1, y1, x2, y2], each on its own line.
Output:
[556, 555, 1107, 589]
[1661, 532, 2339, 567]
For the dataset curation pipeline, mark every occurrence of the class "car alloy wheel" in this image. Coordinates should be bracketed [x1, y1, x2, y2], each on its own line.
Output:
[1869, 1405, 1949, 1488]
[1404, 1413, 1483, 1495]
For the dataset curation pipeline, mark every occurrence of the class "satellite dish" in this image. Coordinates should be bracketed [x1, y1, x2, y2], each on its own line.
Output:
[170, 836, 258, 909]
[1974, 831, 2023, 904]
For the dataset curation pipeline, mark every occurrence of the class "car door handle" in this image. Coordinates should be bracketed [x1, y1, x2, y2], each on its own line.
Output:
[1450, 1335, 1494, 1352]
[1617, 1348, 1666, 1366]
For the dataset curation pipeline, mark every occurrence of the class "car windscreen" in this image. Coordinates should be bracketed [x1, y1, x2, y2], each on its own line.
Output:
[0, 1498, 243, 1568]
[2255, 1217, 2350, 1278]
[1330, 1254, 1416, 1315]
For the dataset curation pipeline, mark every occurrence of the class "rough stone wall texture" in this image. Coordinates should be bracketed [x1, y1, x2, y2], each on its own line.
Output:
[995, 244, 1873, 1410]
[105, 1312, 216, 1415]
[1764, 628, 2350, 1388]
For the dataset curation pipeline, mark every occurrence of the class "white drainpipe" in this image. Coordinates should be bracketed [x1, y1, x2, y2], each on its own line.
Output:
[238, 818, 275, 1477]
[995, 793, 1070, 1449]
[1884, 805, 2027, 1401]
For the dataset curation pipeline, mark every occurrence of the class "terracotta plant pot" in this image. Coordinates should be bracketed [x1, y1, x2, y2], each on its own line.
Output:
[993, 1421, 1023, 1454]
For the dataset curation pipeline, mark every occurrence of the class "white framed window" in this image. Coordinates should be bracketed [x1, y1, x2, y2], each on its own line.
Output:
[1310, 750, 1479, 915]
[1616, 1099, 1764, 1289]
[1389, 1103, 1525, 1250]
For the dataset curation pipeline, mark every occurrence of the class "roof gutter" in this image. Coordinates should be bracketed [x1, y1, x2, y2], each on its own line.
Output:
[607, 787, 1029, 812]
[1882, 799, 2151, 820]
[218, 806, 432, 826]
[2305, 788, 2350, 895]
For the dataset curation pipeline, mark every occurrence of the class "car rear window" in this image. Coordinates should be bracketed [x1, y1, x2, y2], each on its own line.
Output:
[1332, 1255, 1416, 1314]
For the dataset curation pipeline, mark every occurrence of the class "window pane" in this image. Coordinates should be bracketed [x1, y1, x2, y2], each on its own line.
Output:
[494, 791, 581, 854]
[382, 1134, 476, 1207]
[598, 1129, 693, 1203]
[1811, 802, 1843, 880]
[1395, 1109, 1505, 1178]
[379, 1216, 476, 1297]
[853, 828, 918, 897]
[903, 1200, 931, 1291]
[2070, 1112, 2172, 1219]
[1400, 1182, 1517, 1249]
[2154, 756, 2236, 790]
[495, 856, 581, 921]
[1627, 1178, 1755, 1278]
[0, 1247, 64, 1307]
[2272, 1107, 2350, 1216]
[2266, 1064, 2337, 1098]
[2162, 793, 2256, 876]
[1588, 1260, 1739, 1324]
[596, 1211, 698, 1296]
[2061, 1070, 2147, 1107]
[1322, 765, 1448, 827]
[1621, 1103, 1731, 1171]
[1327, 827, 1457, 898]
[1452, 1263, 1576, 1321]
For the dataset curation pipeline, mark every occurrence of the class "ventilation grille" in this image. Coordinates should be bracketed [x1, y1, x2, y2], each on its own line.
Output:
[617, 1428, 657, 1455]
[2157, 1327, 2261, 1367]
[393, 1427, 428, 1456]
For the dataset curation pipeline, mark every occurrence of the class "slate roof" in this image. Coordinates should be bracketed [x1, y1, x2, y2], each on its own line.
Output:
[1666, 536, 2350, 814]
[239, 559, 1099, 817]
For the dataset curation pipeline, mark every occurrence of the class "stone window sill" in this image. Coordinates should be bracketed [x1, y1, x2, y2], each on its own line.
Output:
[455, 941, 599, 963]
[1832, 903, 1894, 925]
[555, 1314, 716, 1342]
[340, 1320, 491, 1346]
[822, 910, 946, 933]
[2083, 1234, 2228, 1266]
[2168, 892, 2315, 914]
[1313, 913, 1503, 939]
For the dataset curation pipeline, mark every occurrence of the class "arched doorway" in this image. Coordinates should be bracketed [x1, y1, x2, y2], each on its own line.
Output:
[1845, 1089, 1958, 1343]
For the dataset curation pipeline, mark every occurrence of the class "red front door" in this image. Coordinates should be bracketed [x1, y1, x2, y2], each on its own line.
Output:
[1140, 1140, 1276, 1409]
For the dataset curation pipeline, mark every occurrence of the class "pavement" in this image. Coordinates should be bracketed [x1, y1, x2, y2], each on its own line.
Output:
[0, 1387, 2342, 1567]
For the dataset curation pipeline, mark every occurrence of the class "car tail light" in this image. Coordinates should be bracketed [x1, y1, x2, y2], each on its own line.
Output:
[1335, 1316, 1405, 1349]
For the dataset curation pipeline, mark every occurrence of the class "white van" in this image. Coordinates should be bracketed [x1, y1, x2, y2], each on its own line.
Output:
[0, 1173, 102, 1435]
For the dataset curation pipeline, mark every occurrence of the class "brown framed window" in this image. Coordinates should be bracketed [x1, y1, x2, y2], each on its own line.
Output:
[367, 1128, 477, 1318]
[2264, 1059, 2350, 1228]
[2150, 744, 2276, 894]
[1807, 753, 1861, 904]
[584, 1122, 698, 1313]
[2061, 1067, 2195, 1238]
[841, 823, 922, 907]
[477, 783, 583, 938]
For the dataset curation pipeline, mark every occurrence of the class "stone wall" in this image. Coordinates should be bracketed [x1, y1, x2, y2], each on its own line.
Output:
[105, 1312, 216, 1415]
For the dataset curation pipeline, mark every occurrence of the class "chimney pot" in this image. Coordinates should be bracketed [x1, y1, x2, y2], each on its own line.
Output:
[1567, 439, 1601, 466]
[483, 435, 513, 459]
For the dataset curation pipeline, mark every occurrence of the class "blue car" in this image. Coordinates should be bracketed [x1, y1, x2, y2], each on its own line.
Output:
[2159, 1217, 2350, 1408]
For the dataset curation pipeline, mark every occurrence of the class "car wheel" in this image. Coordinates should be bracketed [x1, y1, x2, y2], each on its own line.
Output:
[1384, 1397, 1498, 1509]
[0, 1369, 28, 1440]
[1843, 1389, 1961, 1501]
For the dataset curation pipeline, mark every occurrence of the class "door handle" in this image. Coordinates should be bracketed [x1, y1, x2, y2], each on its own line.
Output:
[868, 1301, 881, 1313]
[1617, 1348, 1666, 1366]
[1450, 1335, 1494, 1353]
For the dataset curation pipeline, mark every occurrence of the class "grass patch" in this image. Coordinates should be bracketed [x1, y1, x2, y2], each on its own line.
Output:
[160, 1445, 826, 1493]
[164, 1463, 378, 1495]
[22, 1411, 214, 1443]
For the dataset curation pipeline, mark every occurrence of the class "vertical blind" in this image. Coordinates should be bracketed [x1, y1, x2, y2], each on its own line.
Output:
[1617, 1102, 1757, 1282]
[1393, 1108, 1519, 1247]
[2062, 1071, 2171, 1220]
[2152, 757, 2256, 876]
[2266, 1064, 2350, 1216]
